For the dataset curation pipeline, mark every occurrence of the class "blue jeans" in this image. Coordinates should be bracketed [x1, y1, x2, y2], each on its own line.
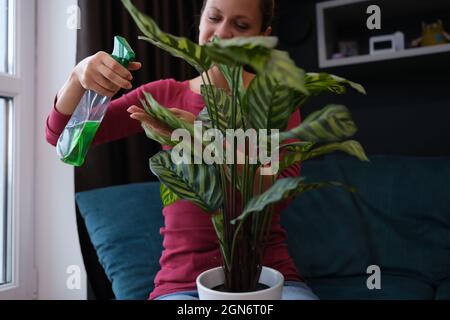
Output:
[155, 281, 319, 300]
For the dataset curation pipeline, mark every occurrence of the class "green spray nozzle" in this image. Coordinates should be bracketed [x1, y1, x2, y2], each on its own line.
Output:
[111, 36, 136, 68]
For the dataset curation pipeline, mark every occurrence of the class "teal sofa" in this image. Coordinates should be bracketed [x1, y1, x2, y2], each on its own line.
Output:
[75, 155, 450, 300]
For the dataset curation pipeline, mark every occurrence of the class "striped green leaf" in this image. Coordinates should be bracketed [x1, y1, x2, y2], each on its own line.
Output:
[299, 140, 369, 162]
[205, 36, 277, 69]
[199, 86, 229, 131]
[209, 36, 246, 111]
[247, 75, 300, 130]
[231, 177, 305, 224]
[210, 36, 279, 49]
[279, 104, 358, 143]
[141, 122, 176, 146]
[279, 141, 316, 150]
[200, 85, 243, 131]
[233, 177, 357, 224]
[122, 0, 211, 72]
[279, 140, 369, 173]
[149, 151, 223, 213]
[207, 45, 270, 70]
[140, 91, 194, 135]
[208, 46, 309, 96]
[160, 183, 180, 207]
[277, 142, 315, 173]
[305, 73, 366, 96]
[196, 106, 213, 130]
[218, 64, 245, 103]
[211, 211, 231, 269]
[263, 50, 309, 95]
[305, 72, 366, 95]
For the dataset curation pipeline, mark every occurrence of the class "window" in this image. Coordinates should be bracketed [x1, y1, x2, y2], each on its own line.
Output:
[0, 0, 14, 288]
[0, 0, 14, 74]
[0, 98, 12, 286]
[0, 0, 35, 298]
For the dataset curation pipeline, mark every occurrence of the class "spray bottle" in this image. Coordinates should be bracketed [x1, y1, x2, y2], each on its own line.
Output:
[56, 36, 135, 166]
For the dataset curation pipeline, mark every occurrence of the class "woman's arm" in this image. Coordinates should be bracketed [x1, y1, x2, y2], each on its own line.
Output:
[55, 52, 140, 116]
[46, 51, 142, 146]
[45, 79, 177, 147]
[46, 84, 144, 147]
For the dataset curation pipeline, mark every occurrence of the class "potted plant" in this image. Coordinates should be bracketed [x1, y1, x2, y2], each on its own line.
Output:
[122, 0, 368, 300]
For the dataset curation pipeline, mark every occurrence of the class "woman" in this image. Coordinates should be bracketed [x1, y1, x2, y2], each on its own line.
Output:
[46, 0, 318, 300]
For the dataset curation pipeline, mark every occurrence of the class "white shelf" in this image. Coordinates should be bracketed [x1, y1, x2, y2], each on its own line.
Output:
[320, 43, 450, 68]
[316, 0, 450, 68]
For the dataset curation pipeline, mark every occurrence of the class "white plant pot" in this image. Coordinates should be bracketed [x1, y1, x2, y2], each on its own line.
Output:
[196, 266, 284, 300]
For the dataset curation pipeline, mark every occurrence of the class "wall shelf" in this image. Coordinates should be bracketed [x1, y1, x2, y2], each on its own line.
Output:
[316, 0, 450, 68]
[320, 43, 450, 68]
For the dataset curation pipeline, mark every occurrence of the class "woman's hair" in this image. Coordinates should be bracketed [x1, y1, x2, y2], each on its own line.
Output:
[201, 0, 276, 31]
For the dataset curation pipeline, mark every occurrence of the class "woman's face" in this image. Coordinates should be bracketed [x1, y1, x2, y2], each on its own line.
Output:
[199, 0, 271, 45]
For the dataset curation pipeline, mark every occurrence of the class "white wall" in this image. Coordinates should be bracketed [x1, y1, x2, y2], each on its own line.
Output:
[35, 0, 86, 299]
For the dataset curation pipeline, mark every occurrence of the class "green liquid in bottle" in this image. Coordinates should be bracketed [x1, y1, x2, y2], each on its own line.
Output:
[59, 121, 101, 167]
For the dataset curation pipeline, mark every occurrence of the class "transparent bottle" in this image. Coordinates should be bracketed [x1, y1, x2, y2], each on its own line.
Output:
[57, 36, 135, 166]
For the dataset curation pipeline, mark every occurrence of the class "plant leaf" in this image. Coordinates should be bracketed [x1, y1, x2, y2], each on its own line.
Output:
[205, 36, 277, 69]
[141, 122, 176, 146]
[305, 73, 366, 95]
[205, 38, 309, 100]
[247, 74, 300, 130]
[300, 140, 369, 162]
[140, 91, 194, 135]
[210, 46, 309, 96]
[233, 177, 357, 223]
[276, 142, 315, 174]
[279, 140, 369, 173]
[218, 64, 245, 103]
[211, 211, 231, 269]
[232, 177, 305, 224]
[160, 183, 180, 207]
[326, 74, 366, 95]
[196, 106, 213, 129]
[264, 50, 309, 95]
[279, 141, 316, 150]
[149, 151, 223, 212]
[210, 36, 279, 49]
[279, 104, 358, 143]
[122, 0, 211, 72]
[200, 85, 243, 131]
[208, 36, 247, 116]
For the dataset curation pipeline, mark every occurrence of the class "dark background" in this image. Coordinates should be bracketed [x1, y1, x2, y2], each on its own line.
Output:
[278, 1, 450, 157]
[74, 0, 450, 299]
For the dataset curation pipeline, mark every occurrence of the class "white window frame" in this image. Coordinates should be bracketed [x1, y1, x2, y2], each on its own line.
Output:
[0, 0, 37, 299]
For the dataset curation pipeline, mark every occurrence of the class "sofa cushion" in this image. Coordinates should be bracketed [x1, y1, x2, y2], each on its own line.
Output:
[282, 154, 450, 299]
[76, 182, 164, 300]
[307, 275, 435, 300]
[435, 280, 450, 300]
[76, 155, 450, 300]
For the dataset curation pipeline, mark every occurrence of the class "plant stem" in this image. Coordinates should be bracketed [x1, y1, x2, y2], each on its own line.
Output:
[229, 67, 240, 290]
[201, 72, 219, 129]
[201, 71, 231, 273]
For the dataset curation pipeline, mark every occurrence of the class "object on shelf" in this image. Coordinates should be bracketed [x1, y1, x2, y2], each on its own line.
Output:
[411, 20, 450, 47]
[369, 31, 405, 55]
[331, 40, 359, 59]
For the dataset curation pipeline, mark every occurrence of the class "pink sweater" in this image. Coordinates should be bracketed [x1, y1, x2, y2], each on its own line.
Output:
[46, 79, 303, 299]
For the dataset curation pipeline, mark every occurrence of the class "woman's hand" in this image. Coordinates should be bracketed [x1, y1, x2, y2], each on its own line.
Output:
[127, 105, 196, 139]
[74, 51, 142, 97]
